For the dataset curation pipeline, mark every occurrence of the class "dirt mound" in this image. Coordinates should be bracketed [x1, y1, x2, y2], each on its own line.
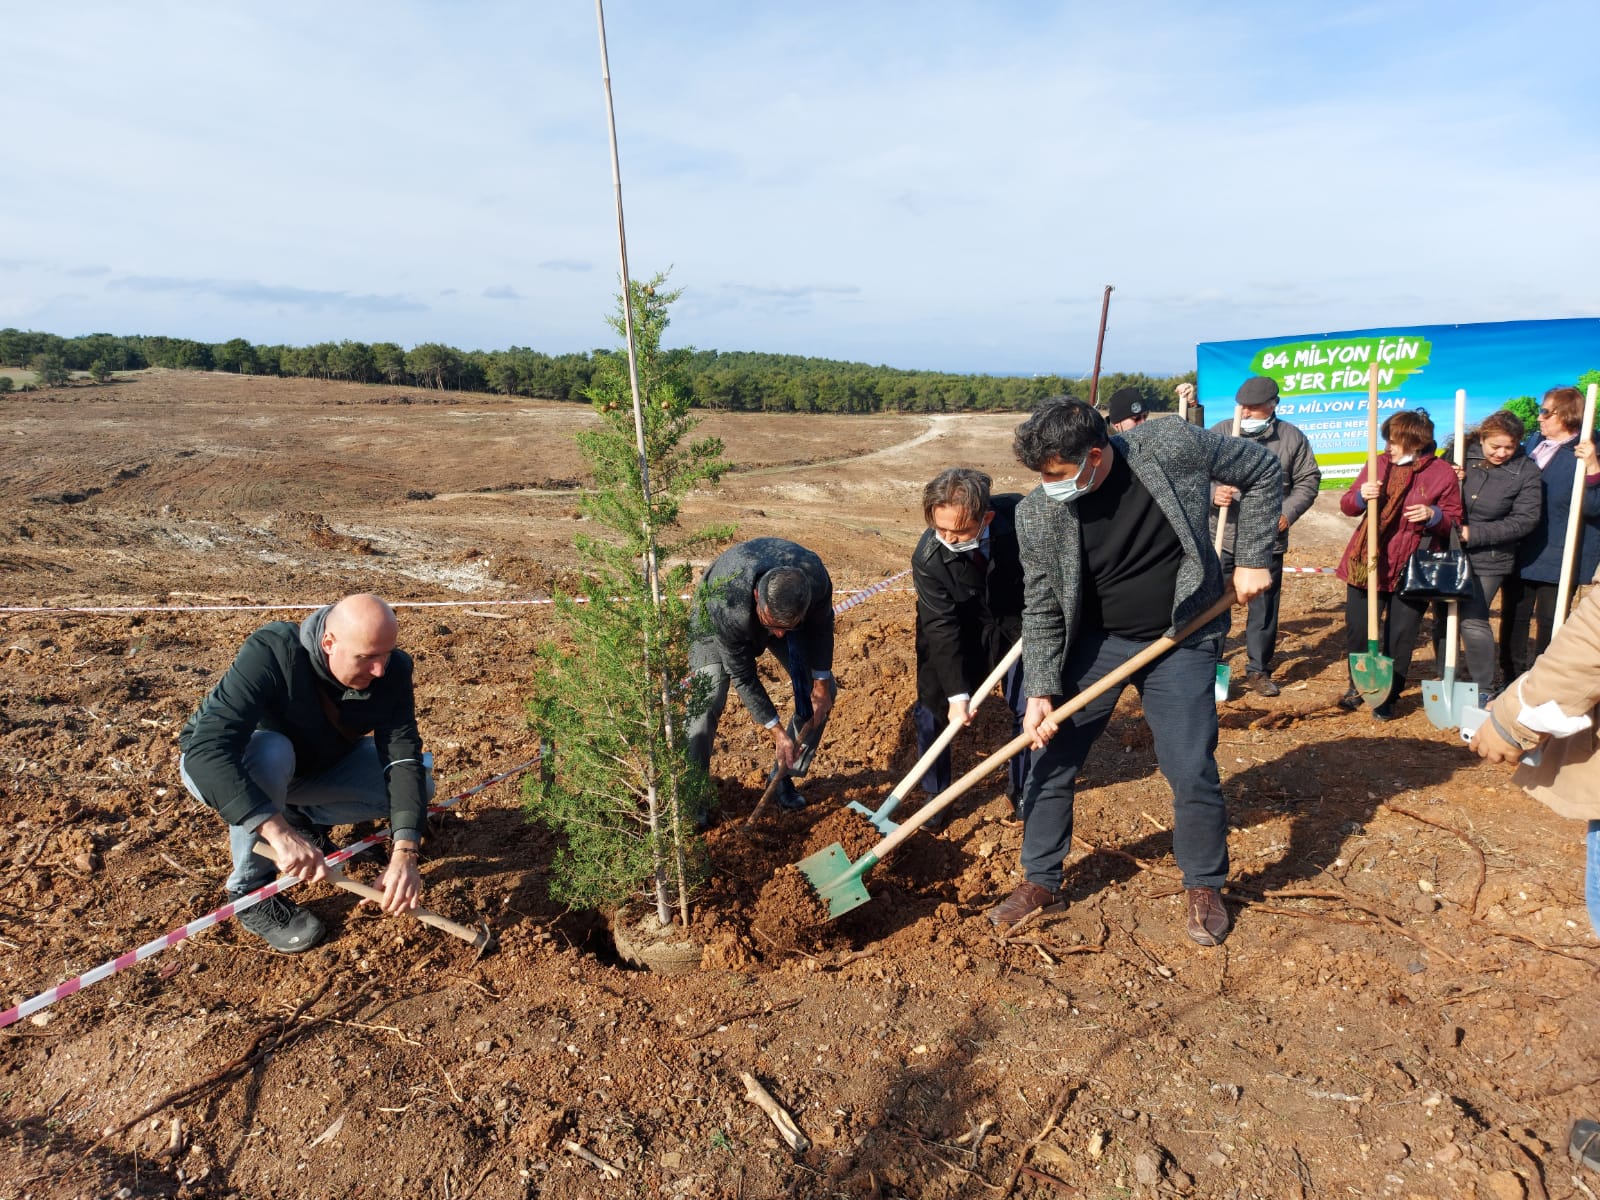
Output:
[0, 373, 1594, 1199]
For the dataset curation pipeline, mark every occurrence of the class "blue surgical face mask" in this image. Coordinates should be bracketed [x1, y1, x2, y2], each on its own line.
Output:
[1041, 456, 1097, 503]
[1240, 416, 1271, 434]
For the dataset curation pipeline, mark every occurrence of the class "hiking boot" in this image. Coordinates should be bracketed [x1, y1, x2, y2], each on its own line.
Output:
[776, 778, 808, 811]
[1337, 686, 1362, 711]
[987, 881, 1063, 930]
[1571, 1120, 1600, 1172]
[232, 891, 326, 953]
[285, 815, 337, 856]
[1371, 701, 1397, 722]
[1185, 886, 1231, 946]
[1243, 671, 1281, 697]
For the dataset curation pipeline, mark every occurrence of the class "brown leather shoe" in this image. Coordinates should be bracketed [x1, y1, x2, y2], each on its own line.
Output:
[1243, 671, 1281, 697]
[987, 881, 1063, 930]
[1185, 886, 1231, 946]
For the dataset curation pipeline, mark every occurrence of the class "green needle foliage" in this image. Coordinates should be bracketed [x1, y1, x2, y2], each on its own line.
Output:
[523, 273, 731, 923]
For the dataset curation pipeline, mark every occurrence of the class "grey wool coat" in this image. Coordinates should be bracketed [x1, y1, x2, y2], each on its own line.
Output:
[1017, 417, 1282, 699]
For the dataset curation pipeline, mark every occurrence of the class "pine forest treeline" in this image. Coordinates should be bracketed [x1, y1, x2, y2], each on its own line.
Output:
[0, 327, 1195, 414]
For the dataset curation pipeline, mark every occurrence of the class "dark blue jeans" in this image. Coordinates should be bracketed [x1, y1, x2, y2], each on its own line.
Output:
[1020, 629, 1229, 892]
[913, 656, 1029, 801]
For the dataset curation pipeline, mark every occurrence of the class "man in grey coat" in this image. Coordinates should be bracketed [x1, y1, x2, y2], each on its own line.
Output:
[994, 398, 1281, 944]
[1210, 375, 1323, 696]
[687, 538, 836, 810]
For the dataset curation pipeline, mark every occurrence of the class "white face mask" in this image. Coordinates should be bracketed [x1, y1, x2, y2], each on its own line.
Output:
[939, 534, 982, 554]
[1041, 456, 1097, 503]
[1394, 454, 1414, 465]
[1240, 416, 1271, 434]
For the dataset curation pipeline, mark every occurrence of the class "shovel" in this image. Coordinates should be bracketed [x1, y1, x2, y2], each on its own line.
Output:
[799, 591, 1236, 920]
[1212, 402, 1244, 701]
[1553, 383, 1599, 633]
[1423, 390, 1478, 729]
[1349, 363, 1394, 707]
[744, 719, 825, 825]
[847, 640, 1023, 835]
[254, 840, 493, 953]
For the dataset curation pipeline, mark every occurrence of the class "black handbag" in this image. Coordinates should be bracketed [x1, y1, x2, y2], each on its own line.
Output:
[1400, 526, 1473, 601]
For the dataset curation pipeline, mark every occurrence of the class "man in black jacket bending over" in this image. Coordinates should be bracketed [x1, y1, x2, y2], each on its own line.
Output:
[179, 593, 429, 952]
[687, 539, 836, 811]
[911, 467, 1028, 823]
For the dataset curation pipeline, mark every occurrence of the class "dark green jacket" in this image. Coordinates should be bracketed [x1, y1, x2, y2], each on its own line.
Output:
[179, 621, 426, 836]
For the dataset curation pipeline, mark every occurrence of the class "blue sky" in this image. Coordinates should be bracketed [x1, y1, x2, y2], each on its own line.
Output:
[4, 1, 1597, 374]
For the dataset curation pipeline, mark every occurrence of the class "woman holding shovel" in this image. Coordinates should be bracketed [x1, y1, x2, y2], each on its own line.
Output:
[1335, 409, 1463, 720]
[1437, 411, 1542, 702]
[1499, 385, 1600, 679]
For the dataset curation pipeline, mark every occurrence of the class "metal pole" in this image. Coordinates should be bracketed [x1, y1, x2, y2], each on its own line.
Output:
[1088, 285, 1113, 408]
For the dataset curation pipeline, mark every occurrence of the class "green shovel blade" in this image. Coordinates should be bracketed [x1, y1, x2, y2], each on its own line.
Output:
[1349, 641, 1393, 707]
[796, 843, 879, 920]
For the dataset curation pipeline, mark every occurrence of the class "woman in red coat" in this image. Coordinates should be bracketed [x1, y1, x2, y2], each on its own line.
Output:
[1335, 408, 1465, 719]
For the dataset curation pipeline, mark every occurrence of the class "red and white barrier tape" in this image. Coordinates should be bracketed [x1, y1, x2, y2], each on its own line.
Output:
[832, 570, 911, 615]
[1282, 567, 1338, 575]
[0, 757, 538, 1031]
[0, 580, 911, 617]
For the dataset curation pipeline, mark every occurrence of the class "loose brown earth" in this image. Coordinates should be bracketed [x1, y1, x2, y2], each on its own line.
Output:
[2, 371, 1596, 1200]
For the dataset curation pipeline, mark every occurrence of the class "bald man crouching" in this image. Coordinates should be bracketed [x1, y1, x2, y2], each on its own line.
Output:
[178, 594, 432, 952]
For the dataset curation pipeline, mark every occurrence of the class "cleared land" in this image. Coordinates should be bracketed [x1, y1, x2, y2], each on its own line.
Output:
[1, 370, 1594, 1199]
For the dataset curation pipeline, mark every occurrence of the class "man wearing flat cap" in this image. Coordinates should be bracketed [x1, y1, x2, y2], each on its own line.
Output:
[1210, 376, 1322, 696]
[1105, 386, 1149, 433]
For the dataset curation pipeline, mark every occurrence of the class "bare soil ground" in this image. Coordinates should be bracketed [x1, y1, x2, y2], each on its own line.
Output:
[2, 370, 1596, 1200]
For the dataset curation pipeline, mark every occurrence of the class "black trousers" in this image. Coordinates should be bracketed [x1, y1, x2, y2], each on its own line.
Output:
[1499, 576, 1560, 681]
[1219, 550, 1285, 674]
[1344, 584, 1428, 695]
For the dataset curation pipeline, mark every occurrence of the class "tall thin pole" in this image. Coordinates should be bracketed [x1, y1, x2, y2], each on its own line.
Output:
[595, 0, 659, 607]
[1088, 285, 1114, 408]
[595, 0, 687, 926]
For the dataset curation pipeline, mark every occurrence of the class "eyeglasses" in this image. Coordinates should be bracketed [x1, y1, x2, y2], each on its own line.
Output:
[1539, 408, 1556, 417]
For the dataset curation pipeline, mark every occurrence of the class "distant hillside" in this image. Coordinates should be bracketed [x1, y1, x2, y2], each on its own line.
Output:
[0, 327, 1193, 415]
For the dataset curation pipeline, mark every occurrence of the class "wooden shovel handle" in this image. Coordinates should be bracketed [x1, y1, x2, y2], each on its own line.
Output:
[1366, 363, 1381, 636]
[1554, 383, 1599, 633]
[1213, 404, 1244, 554]
[868, 589, 1238, 863]
[253, 840, 489, 949]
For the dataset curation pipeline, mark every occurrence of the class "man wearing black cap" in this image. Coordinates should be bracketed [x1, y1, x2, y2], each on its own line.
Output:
[1105, 386, 1149, 433]
[1210, 376, 1322, 696]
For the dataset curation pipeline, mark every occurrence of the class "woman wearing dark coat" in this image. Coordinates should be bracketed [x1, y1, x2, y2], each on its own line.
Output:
[1448, 411, 1542, 698]
[1336, 408, 1464, 719]
[1500, 385, 1600, 679]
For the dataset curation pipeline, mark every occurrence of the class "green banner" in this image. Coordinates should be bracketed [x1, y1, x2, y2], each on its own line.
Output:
[1249, 335, 1432, 398]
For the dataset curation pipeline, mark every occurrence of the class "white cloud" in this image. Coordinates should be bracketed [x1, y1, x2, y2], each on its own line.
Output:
[2, 1, 1596, 371]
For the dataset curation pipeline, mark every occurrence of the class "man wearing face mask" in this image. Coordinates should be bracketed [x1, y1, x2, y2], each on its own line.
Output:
[911, 467, 1028, 824]
[1210, 376, 1322, 697]
[995, 397, 1281, 943]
